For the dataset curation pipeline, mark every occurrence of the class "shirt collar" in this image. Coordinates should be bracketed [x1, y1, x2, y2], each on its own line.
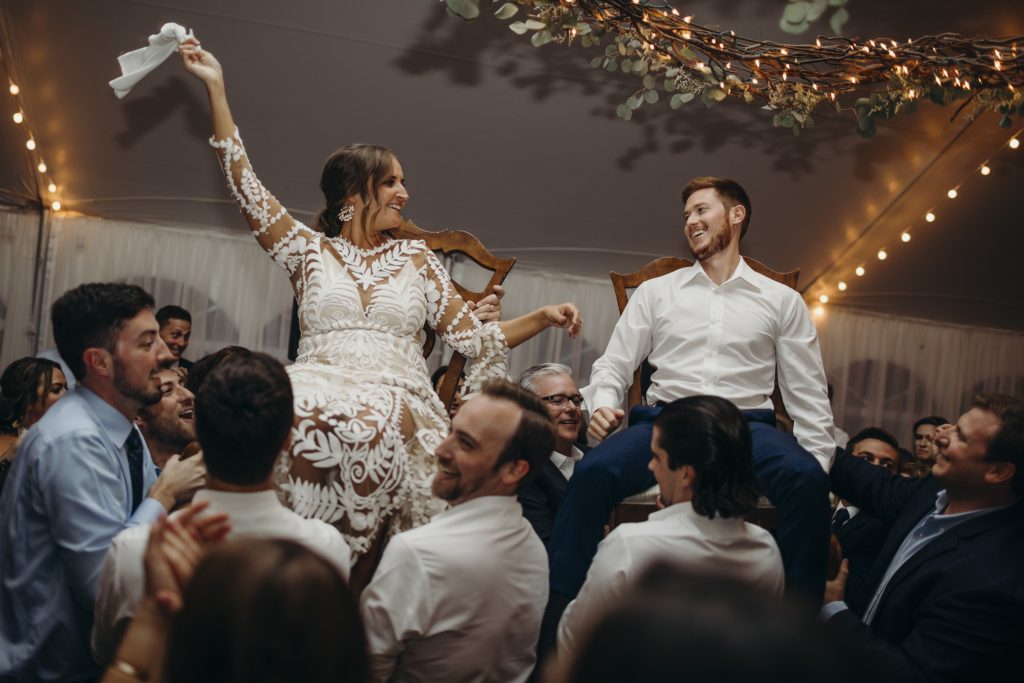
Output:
[193, 488, 282, 515]
[549, 445, 583, 469]
[931, 489, 1014, 519]
[675, 257, 763, 291]
[78, 385, 136, 448]
[648, 500, 749, 536]
[436, 494, 520, 520]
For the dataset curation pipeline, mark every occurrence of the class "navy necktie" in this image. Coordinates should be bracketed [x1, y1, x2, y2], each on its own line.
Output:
[832, 506, 851, 532]
[125, 429, 144, 513]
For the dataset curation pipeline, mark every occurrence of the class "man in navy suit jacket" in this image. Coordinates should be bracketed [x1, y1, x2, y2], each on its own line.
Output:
[824, 394, 1024, 682]
[517, 364, 587, 547]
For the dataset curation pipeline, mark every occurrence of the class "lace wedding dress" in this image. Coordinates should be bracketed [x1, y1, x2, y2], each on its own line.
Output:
[210, 128, 509, 555]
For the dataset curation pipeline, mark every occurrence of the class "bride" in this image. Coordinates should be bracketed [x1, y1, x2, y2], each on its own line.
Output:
[178, 37, 581, 585]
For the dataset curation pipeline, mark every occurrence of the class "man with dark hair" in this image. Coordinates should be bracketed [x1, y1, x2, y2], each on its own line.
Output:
[156, 304, 194, 370]
[824, 395, 1024, 681]
[136, 367, 196, 471]
[0, 283, 205, 681]
[547, 176, 833, 619]
[361, 379, 553, 683]
[92, 352, 351, 665]
[557, 396, 783, 656]
[517, 363, 588, 546]
[911, 415, 948, 466]
[832, 427, 901, 600]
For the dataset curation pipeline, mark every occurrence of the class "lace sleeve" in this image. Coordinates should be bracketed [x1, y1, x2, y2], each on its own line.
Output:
[209, 127, 316, 277]
[420, 248, 509, 392]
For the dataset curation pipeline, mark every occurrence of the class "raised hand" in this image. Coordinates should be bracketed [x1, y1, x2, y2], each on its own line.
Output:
[144, 500, 230, 615]
[544, 303, 582, 338]
[178, 36, 223, 88]
[588, 406, 625, 442]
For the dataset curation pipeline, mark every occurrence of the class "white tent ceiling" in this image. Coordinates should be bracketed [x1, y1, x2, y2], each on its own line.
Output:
[2, 0, 1022, 330]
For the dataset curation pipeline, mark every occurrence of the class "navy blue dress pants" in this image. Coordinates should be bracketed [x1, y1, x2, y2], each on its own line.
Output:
[547, 406, 830, 604]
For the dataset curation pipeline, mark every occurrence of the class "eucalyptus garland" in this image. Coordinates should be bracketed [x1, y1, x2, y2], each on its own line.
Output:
[445, 0, 1023, 137]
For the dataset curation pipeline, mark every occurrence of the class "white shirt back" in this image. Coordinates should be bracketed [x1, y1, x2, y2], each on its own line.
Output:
[558, 501, 784, 656]
[360, 495, 548, 683]
[91, 488, 351, 665]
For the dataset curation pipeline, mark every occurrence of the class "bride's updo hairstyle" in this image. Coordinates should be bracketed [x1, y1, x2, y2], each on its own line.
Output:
[315, 144, 397, 238]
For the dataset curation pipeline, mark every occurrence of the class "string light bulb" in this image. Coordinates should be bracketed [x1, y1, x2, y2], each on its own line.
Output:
[50, 200, 61, 211]
[12, 111, 23, 124]
[1010, 138, 1021, 150]
[925, 211, 936, 222]
[901, 231, 912, 243]
[813, 305, 824, 318]
[25, 138, 36, 151]
[47, 182, 57, 193]
[37, 162, 46, 173]
[838, 281, 848, 291]
[947, 188, 958, 199]
[877, 249, 888, 261]
[980, 164, 991, 175]
[819, 294, 829, 304]
[855, 265, 866, 277]
[8, 82, 18, 95]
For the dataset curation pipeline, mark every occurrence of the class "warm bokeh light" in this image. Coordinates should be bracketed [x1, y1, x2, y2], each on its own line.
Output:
[37, 162, 47, 173]
[1010, 138, 1021, 150]
[819, 294, 829, 304]
[25, 138, 36, 150]
[47, 182, 57, 193]
[50, 200, 62, 211]
[8, 82, 19, 95]
[901, 232, 911, 243]
[855, 265, 866, 277]
[947, 188, 958, 199]
[838, 281, 848, 291]
[877, 249, 888, 260]
[12, 111, 23, 124]
[981, 164, 991, 176]
[925, 211, 936, 222]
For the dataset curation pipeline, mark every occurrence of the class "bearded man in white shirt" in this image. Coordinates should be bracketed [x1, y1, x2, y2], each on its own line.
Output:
[360, 379, 553, 683]
[547, 176, 834, 617]
[92, 352, 351, 665]
[558, 395, 784, 657]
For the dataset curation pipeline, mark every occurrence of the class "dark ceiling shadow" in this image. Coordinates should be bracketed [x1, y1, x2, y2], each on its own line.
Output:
[114, 77, 209, 148]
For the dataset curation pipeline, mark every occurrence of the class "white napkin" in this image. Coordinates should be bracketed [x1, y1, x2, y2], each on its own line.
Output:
[109, 22, 192, 99]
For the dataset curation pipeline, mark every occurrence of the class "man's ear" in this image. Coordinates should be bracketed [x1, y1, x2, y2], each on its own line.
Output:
[728, 203, 746, 231]
[985, 461, 1015, 487]
[82, 348, 113, 379]
[501, 459, 530, 487]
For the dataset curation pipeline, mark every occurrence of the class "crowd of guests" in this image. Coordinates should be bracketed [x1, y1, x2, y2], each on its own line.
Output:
[0, 282, 1021, 683]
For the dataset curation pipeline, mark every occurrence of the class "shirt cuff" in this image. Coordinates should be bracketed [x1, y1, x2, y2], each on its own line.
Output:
[821, 600, 849, 621]
[128, 497, 165, 526]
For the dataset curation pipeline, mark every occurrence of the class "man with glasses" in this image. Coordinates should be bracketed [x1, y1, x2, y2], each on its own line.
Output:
[517, 363, 588, 546]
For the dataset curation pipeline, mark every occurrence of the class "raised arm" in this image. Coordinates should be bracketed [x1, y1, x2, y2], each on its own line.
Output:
[179, 39, 312, 268]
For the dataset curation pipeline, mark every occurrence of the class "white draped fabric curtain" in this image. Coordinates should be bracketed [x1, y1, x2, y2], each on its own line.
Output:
[0, 208, 294, 369]
[817, 306, 1024, 444]
[3, 208, 1022, 448]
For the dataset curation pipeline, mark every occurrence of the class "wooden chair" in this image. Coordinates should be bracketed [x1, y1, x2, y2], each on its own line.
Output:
[607, 255, 800, 532]
[395, 219, 516, 413]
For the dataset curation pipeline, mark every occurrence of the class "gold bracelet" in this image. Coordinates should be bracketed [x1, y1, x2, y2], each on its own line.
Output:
[111, 658, 145, 679]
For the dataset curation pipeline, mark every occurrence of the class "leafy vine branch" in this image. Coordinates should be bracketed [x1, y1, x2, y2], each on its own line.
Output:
[445, 0, 1023, 137]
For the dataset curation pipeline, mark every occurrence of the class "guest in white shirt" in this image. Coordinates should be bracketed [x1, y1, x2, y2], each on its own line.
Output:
[517, 363, 587, 546]
[360, 379, 554, 683]
[547, 176, 833, 615]
[558, 395, 783, 657]
[92, 351, 351, 665]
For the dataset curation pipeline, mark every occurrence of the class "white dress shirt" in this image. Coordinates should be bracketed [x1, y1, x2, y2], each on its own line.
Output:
[582, 258, 835, 470]
[91, 488, 351, 665]
[558, 501, 784, 657]
[550, 445, 585, 480]
[360, 495, 548, 683]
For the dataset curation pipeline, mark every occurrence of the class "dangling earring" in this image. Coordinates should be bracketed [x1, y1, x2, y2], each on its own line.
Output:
[338, 203, 355, 223]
